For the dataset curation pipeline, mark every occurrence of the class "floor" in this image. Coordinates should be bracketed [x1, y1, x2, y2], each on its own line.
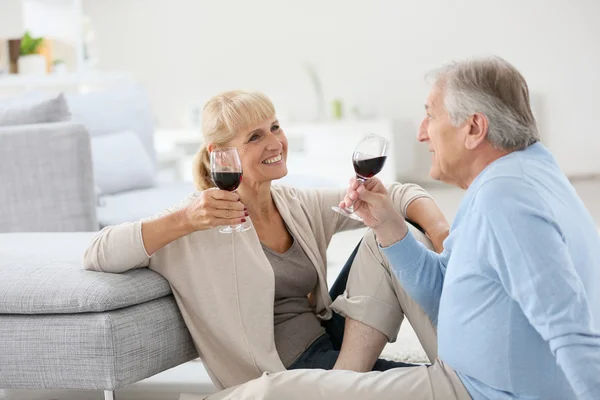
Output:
[3, 178, 599, 400]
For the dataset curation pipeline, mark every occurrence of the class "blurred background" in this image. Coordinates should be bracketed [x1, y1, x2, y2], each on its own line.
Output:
[1, 0, 599, 186]
[1, 2, 599, 399]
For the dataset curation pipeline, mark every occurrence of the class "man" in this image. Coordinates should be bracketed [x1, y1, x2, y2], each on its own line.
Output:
[198, 57, 600, 400]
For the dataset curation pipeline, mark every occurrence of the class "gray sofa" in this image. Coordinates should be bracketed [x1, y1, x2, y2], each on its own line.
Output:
[0, 87, 196, 233]
[0, 91, 206, 399]
[0, 233, 200, 399]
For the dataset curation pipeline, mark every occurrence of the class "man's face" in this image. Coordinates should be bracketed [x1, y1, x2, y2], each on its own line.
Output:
[417, 86, 469, 186]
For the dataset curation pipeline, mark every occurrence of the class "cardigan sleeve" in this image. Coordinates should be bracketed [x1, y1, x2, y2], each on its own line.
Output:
[82, 196, 192, 273]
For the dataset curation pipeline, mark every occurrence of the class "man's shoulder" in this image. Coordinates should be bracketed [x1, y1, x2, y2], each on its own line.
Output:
[470, 175, 541, 217]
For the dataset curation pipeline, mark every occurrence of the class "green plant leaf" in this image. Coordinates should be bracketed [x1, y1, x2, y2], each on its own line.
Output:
[19, 30, 44, 56]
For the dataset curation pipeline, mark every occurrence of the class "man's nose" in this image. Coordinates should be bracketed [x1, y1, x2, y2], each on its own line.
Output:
[417, 119, 429, 142]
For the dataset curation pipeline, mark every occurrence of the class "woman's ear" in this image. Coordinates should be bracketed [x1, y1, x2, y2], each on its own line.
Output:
[207, 143, 215, 153]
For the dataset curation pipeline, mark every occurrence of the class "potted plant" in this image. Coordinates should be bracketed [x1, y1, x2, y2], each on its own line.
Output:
[17, 31, 46, 75]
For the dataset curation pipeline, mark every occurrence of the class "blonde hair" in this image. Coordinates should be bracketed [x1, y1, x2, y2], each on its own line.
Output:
[193, 90, 276, 190]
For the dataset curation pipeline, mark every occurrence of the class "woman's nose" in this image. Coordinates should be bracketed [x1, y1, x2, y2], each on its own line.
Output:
[267, 133, 283, 150]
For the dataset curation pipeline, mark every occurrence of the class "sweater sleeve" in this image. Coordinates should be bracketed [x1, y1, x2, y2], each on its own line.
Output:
[381, 230, 448, 325]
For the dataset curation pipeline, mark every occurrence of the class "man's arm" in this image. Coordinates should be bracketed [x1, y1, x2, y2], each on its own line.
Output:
[378, 224, 448, 326]
[485, 194, 600, 399]
[339, 177, 449, 325]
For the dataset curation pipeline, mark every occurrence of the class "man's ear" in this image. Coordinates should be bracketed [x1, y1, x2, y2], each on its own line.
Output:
[465, 112, 489, 150]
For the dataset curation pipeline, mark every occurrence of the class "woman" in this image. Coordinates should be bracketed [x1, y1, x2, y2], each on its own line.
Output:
[83, 90, 449, 391]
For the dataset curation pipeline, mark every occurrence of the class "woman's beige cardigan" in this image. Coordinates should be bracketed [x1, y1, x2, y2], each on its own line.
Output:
[83, 183, 431, 390]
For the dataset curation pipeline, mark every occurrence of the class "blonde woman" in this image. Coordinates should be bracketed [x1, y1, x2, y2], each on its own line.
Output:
[83, 90, 449, 392]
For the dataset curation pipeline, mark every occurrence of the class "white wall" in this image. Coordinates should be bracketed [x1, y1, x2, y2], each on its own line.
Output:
[82, 0, 600, 178]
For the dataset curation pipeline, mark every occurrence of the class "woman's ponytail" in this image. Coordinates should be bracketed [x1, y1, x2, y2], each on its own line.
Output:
[192, 144, 214, 191]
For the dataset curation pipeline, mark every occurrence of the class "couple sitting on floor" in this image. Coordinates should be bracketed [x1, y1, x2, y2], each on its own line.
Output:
[84, 55, 600, 400]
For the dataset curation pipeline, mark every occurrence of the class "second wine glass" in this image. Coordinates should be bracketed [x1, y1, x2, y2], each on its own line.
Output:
[210, 147, 251, 233]
[331, 133, 389, 221]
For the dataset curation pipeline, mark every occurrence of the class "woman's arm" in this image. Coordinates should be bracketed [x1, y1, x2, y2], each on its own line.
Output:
[387, 183, 449, 253]
[305, 182, 448, 252]
[83, 189, 245, 272]
[83, 209, 196, 273]
[405, 197, 449, 253]
[83, 220, 154, 273]
[141, 209, 195, 255]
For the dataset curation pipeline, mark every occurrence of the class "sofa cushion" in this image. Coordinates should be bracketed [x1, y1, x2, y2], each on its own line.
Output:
[0, 93, 70, 127]
[0, 232, 172, 314]
[91, 130, 156, 195]
[97, 181, 196, 227]
[66, 84, 157, 167]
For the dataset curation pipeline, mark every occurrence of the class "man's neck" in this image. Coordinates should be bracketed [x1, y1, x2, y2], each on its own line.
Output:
[460, 146, 511, 190]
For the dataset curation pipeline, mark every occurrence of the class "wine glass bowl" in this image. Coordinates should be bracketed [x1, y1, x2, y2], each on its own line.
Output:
[332, 134, 389, 221]
[353, 154, 387, 180]
[212, 170, 242, 192]
[210, 147, 250, 233]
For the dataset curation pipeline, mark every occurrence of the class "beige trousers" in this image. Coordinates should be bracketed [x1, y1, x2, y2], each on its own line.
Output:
[192, 227, 471, 400]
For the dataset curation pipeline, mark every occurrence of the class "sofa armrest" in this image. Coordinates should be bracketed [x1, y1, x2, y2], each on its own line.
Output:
[0, 122, 98, 232]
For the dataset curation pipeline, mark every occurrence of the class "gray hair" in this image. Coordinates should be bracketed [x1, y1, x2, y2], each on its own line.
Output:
[429, 56, 539, 151]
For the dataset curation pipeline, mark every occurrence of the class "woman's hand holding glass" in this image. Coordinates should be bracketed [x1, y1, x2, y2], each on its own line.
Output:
[182, 189, 247, 232]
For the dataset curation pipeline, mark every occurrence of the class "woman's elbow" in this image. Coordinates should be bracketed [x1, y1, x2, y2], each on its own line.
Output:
[82, 245, 104, 272]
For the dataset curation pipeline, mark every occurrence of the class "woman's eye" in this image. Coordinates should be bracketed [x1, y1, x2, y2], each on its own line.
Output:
[271, 125, 280, 132]
[249, 134, 260, 142]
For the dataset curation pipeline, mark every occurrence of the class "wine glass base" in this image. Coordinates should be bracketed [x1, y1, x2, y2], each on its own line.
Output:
[219, 226, 235, 234]
[331, 206, 363, 221]
[219, 223, 252, 233]
[235, 223, 252, 232]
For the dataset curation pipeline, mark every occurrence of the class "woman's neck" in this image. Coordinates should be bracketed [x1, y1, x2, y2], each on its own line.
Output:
[236, 181, 276, 223]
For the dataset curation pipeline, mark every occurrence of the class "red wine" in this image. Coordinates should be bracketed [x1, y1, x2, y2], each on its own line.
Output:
[212, 172, 242, 191]
[353, 156, 387, 179]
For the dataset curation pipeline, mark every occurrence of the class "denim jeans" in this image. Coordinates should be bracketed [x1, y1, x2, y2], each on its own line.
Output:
[289, 241, 419, 371]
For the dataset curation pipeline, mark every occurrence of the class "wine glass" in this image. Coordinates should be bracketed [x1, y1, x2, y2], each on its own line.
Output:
[331, 133, 389, 221]
[210, 147, 251, 233]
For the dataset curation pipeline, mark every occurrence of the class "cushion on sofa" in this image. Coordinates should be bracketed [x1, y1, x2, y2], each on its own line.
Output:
[0, 232, 172, 314]
[66, 84, 157, 167]
[91, 130, 156, 195]
[0, 93, 70, 127]
[97, 181, 196, 227]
